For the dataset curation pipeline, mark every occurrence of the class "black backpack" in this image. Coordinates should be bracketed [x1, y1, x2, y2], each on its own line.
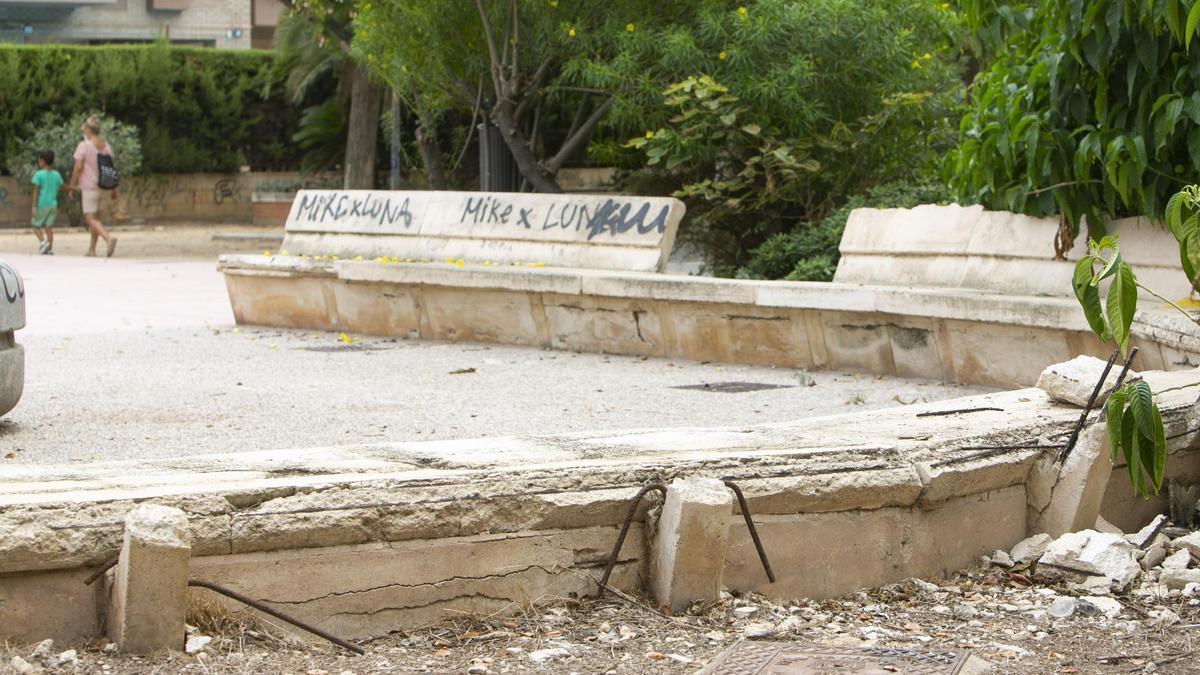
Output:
[97, 152, 119, 189]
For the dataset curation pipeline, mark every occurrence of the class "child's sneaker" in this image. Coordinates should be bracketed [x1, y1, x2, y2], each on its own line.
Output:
[38, 241, 50, 255]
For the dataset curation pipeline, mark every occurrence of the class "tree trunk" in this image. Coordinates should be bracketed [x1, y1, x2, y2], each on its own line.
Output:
[492, 102, 560, 193]
[416, 118, 448, 189]
[343, 65, 383, 190]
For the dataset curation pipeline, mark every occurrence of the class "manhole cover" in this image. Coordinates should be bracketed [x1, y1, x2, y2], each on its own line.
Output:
[673, 381, 793, 394]
[701, 641, 971, 674]
[299, 344, 386, 353]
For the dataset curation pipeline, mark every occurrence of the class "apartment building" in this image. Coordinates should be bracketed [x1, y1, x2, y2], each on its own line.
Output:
[0, 0, 284, 49]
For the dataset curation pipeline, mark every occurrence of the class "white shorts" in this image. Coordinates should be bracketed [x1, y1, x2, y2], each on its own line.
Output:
[81, 189, 102, 214]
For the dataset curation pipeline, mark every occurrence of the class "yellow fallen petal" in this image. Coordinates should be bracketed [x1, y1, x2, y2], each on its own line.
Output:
[262, 250, 272, 257]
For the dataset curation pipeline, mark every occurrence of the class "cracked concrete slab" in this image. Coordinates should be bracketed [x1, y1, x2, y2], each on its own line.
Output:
[3, 371, 1198, 644]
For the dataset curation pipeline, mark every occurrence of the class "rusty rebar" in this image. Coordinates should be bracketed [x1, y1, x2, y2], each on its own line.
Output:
[595, 483, 666, 597]
[188, 579, 364, 655]
[723, 480, 776, 584]
[1058, 350, 1120, 463]
[83, 555, 120, 586]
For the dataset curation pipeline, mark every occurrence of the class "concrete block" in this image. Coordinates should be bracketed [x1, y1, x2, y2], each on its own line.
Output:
[223, 273, 339, 331]
[192, 526, 643, 640]
[1036, 355, 1140, 407]
[107, 505, 191, 653]
[652, 478, 732, 613]
[1037, 530, 1140, 592]
[0, 569, 102, 645]
[1034, 425, 1114, 537]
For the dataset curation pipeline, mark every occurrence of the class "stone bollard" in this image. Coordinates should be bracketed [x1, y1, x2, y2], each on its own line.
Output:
[651, 477, 733, 613]
[106, 504, 191, 653]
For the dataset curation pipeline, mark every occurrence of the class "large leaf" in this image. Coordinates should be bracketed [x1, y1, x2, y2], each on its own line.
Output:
[1166, 190, 1187, 240]
[1150, 405, 1165, 491]
[1106, 261, 1137, 354]
[1121, 407, 1141, 496]
[1188, 0, 1200, 50]
[1106, 386, 1128, 462]
[1128, 380, 1156, 439]
[1073, 257, 1110, 340]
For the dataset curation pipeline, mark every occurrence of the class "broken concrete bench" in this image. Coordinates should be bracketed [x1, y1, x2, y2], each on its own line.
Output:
[220, 198, 1200, 388]
[0, 258, 25, 417]
[4, 366, 1199, 645]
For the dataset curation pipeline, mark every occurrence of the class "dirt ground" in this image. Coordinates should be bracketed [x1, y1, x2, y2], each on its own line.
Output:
[0, 223, 279, 261]
[4, 561, 1199, 674]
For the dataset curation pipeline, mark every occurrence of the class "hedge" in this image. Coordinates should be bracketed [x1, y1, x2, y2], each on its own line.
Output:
[0, 44, 306, 175]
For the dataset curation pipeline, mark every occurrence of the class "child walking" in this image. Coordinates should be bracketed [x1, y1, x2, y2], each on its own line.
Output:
[30, 150, 63, 255]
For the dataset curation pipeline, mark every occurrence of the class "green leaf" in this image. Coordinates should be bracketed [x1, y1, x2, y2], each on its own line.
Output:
[1167, 190, 1187, 239]
[1121, 407, 1142, 497]
[1097, 252, 1121, 282]
[1129, 380, 1156, 438]
[1106, 386, 1128, 462]
[1106, 261, 1137, 355]
[1188, 0, 1200, 50]
[1187, 226, 1200, 273]
[1150, 405, 1165, 491]
[1074, 257, 1110, 340]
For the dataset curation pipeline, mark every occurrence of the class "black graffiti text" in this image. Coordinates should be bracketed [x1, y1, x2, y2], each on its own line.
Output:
[295, 192, 414, 227]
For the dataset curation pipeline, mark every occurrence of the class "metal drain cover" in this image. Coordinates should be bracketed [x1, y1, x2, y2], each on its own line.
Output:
[673, 381, 793, 394]
[700, 641, 971, 674]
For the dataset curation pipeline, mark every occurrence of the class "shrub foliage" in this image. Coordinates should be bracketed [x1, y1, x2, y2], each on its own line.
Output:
[950, 0, 1200, 239]
[0, 44, 304, 175]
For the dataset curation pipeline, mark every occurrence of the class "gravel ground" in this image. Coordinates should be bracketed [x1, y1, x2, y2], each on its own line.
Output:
[4, 557, 1198, 674]
[2, 326, 990, 464]
[0, 228, 992, 464]
[0, 223, 276, 260]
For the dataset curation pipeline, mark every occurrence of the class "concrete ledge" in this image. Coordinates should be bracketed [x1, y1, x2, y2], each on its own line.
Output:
[219, 256, 1199, 387]
[4, 373, 1199, 643]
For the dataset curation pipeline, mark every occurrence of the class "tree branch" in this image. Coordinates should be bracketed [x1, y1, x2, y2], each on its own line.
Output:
[514, 57, 553, 123]
[509, 0, 519, 91]
[474, 0, 504, 101]
[546, 97, 614, 173]
[1136, 281, 1200, 329]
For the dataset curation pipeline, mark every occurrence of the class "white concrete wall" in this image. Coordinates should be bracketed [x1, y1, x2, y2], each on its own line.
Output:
[7, 0, 252, 48]
[836, 205, 1193, 301]
[280, 190, 684, 273]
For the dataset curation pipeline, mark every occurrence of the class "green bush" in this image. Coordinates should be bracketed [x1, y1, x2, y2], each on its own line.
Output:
[6, 113, 143, 185]
[948, 0, 1200, 240]
[619, 0, 965, 272]
[739, 180, 956, 281]
[0, 44, 305, 175]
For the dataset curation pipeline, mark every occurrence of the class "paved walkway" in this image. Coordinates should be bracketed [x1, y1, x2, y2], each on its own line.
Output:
[0, 228, 992, 464]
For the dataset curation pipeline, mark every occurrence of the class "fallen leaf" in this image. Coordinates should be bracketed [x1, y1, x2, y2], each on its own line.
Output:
[449, 368, 476, 375]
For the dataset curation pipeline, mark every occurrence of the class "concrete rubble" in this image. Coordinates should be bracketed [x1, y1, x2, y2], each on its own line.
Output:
[990, 514, 1198, 601]
[1035, 355, 1140, 407]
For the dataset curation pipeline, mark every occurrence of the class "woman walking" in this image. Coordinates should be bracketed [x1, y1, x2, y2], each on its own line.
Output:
[68, 116, 117, 257]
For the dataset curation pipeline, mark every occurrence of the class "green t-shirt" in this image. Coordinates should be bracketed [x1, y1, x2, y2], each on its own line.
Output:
[31, 168, 64, 209]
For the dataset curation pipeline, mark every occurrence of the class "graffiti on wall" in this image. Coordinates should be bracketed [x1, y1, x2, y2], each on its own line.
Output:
[129, 177, 186, 211]
[293, 191, 415, 227]
[458, 195, 671, 240]
[213, 178, 242, 205]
